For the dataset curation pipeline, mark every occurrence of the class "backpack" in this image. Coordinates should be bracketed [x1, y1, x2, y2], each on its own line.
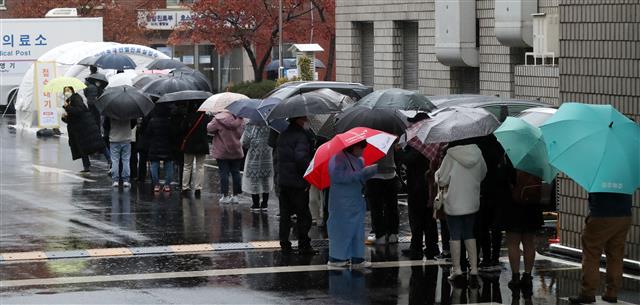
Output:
[511, 170, 552, 205]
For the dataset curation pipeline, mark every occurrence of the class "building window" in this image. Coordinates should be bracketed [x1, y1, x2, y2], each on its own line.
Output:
[0, 0, 6, 8]
[402, 22, 419, 90]
[359, 22, 374, 87]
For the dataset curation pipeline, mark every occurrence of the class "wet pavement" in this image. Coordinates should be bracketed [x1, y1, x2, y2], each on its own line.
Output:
[1, 117, 639, 304]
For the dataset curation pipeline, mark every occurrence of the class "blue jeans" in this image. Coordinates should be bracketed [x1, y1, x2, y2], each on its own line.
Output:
[446, 213, 476, 241]
[218, 159, 242, 196]
[150, 160, 173, 186]
[110, 142, 131, 183]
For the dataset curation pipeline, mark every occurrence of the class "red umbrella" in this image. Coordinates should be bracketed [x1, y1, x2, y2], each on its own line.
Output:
[304, 127, 397, 189]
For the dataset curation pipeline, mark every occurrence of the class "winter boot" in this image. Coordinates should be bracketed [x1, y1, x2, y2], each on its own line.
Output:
[464, 239, 479, 275]
[448, 240, 464, 281]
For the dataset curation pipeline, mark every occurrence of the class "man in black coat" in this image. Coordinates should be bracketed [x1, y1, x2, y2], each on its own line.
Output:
[276, 116, 316, 255]
[83, 66, 111, 166]
[180, 101, 210, 197]
[61, 86, 104, 172]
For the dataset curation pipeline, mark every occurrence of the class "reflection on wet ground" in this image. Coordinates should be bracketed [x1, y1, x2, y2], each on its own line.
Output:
[1, 118, 638, 304]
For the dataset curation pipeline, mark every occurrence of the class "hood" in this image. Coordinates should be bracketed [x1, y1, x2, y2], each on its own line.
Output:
[214, 111, 242, 129]
[447, 144, 483, 168]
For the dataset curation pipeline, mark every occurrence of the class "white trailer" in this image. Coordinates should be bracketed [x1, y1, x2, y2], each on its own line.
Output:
[0, 16, 103, 111]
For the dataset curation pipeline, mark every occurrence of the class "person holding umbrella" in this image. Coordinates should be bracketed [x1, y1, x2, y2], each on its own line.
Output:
[276, 116, 316, 255]
[180, 101, 211, 198]
[144, 104, 176, 193]
[60, 86, 105, 173]
[207, 111, 245, 204]
[83, 66, 111, 168]
[435, 139, 487, 284]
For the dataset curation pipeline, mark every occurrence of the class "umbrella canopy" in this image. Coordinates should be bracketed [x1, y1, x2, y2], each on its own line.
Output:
[146, 58, 187, 70]
[156, 90, 212, 104]
[265, 58, 326, 71]
[171, 68, 212, 92]
[335, 106, 408, 136]
[42, 77, 86, 93]
[141, 75, 202, 98]
[198, 92, 249, 113]
[265, 90, 342, 121]
[85, 73, 108, 85]
[494, 117, 558, 182]
[307, 89, 356, 138]
[304, 127, 398, 189]
[107, 70, 138, 88]
[132, 74, 166, 89]
[407, 106, 500, 144]
[96, 85, 155, 120]
[540, 103, 640, 194]
[78, 53, 137, 70]
[356, 88, 436, 112]
[227, 99, 288, 132]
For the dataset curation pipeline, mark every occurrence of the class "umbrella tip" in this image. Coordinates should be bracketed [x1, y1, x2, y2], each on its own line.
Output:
[609, 121, 613, 128]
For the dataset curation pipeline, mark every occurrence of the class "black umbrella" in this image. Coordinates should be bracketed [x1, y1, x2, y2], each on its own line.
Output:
[265, 90, 342, 121]
[132, 73, 167, 89]
[156, 90, 212, 104]
[96, 85, 155, 120]
[171, 68, 212, 92]
[85, 72, 108, 85]
[141, 75, 202, 98]
[78, 54, 137, 70]
[335, 106, 408, 136]
[356, 88, 436, 111]
[146, 58, 187, 70]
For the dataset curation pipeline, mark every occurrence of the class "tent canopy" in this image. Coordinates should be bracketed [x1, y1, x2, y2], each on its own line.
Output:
[15, 41, 169, 128]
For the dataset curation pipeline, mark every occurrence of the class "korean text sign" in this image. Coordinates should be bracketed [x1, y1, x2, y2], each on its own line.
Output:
[34, 61, 59, 128]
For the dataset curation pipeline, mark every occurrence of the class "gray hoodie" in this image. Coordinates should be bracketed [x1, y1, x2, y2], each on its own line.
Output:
[435, 144, 487, 216]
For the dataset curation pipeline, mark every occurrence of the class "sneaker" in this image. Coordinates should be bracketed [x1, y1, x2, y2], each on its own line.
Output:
[123, 182, 131, 188]
[250, 203, 261, 211]
[154, 185, 161, 193]
[260, 202, 268, 210]
[80, 168, 90, 173]
[162, 185, 171, 193]
[327, 261, 349, 268]
[112, 182, 119, 187]
[437, 251, 451, 260]
[219, 195, 230, 204]
[387, 234, 398, 244]
[229, 195, 239, 204]
[375, 236, 387, 246]
[365, 233, 376, 245]
[351, 261, 372, 269]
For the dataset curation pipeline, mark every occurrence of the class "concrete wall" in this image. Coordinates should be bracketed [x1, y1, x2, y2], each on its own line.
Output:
[557, 0, 640, 261]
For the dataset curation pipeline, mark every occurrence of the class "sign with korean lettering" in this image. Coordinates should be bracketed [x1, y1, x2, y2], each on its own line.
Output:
[138, 10, 192, 30]
[34, 61, 59, 128]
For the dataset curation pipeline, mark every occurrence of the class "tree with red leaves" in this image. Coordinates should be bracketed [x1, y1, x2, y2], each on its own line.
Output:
[10, 0, 161, 44]
[170, 0, 335, 82]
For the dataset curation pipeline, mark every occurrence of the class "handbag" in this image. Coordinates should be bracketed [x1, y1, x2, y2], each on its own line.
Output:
[432, 185, 448, 218]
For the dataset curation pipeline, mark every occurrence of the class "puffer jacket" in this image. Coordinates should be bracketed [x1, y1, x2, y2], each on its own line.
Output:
[207, 111, 244, 160]
[144, 111, 175, 161]
[276, 123, 313, 188]
[62, 93, 104, 160]
[435, 144, 487, 216]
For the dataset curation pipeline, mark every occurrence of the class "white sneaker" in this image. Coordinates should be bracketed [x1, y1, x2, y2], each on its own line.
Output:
[387, 234, 399, 244]
[365, 233, 376, 245]
[219, 195, 230, 204]
[229, 195, 239, 204]
[351, 261, 372, 269]
[375, 236, 387, 246]
[327, 261, 349, 268]
[123, 182, 131, 188]
[112, 182, 119, 188]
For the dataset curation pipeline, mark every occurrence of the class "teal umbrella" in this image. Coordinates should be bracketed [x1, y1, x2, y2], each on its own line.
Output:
[494, 117, 558, 182]
[540, 103, 640, 194]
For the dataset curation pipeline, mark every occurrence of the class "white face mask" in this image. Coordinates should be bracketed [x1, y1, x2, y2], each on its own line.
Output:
[64, 92, 72, 98]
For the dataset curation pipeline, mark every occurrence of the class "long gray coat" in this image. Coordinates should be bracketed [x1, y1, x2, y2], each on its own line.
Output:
[241, 124, 274, 194]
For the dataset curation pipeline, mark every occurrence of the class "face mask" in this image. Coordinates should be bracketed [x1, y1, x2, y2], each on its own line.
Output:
[64, 92, 72, 98]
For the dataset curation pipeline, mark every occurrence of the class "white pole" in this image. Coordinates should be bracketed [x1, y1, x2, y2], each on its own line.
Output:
[278, 0, 284, 79]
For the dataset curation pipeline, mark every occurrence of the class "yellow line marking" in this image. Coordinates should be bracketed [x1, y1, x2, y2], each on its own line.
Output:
[168, 244, 214, 253]
[0, 251, 47, 261]
[86, 248, 133, 257]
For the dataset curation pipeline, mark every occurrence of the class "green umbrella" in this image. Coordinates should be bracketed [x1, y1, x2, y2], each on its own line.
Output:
[540, 103, 640, 194]
[494, 117, 558, 182]
[356, 88, 436, 111]
[42, 77, 87, 93]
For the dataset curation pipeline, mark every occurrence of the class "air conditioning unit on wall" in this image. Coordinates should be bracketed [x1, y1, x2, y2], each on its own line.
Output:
[525, 13, 560, 66]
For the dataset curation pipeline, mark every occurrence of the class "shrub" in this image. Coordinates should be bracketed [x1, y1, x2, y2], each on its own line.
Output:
[229, 80, 277, 98]
[297, 55, 314, 81]
[275, 76, 301, 87]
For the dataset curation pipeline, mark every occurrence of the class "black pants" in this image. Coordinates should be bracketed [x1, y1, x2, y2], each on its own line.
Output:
[279, 186, 312, 249]
[365, 178, 399, 238]
[137, 151, 148, 182]
[478, 199, 502, 262]
[407, 188, 439, 254]
[130, 142, 138, 180]
[81, 156, 91, 170]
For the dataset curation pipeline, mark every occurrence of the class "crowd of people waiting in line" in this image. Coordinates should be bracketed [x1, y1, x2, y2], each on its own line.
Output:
[59, 67, 633, 304]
